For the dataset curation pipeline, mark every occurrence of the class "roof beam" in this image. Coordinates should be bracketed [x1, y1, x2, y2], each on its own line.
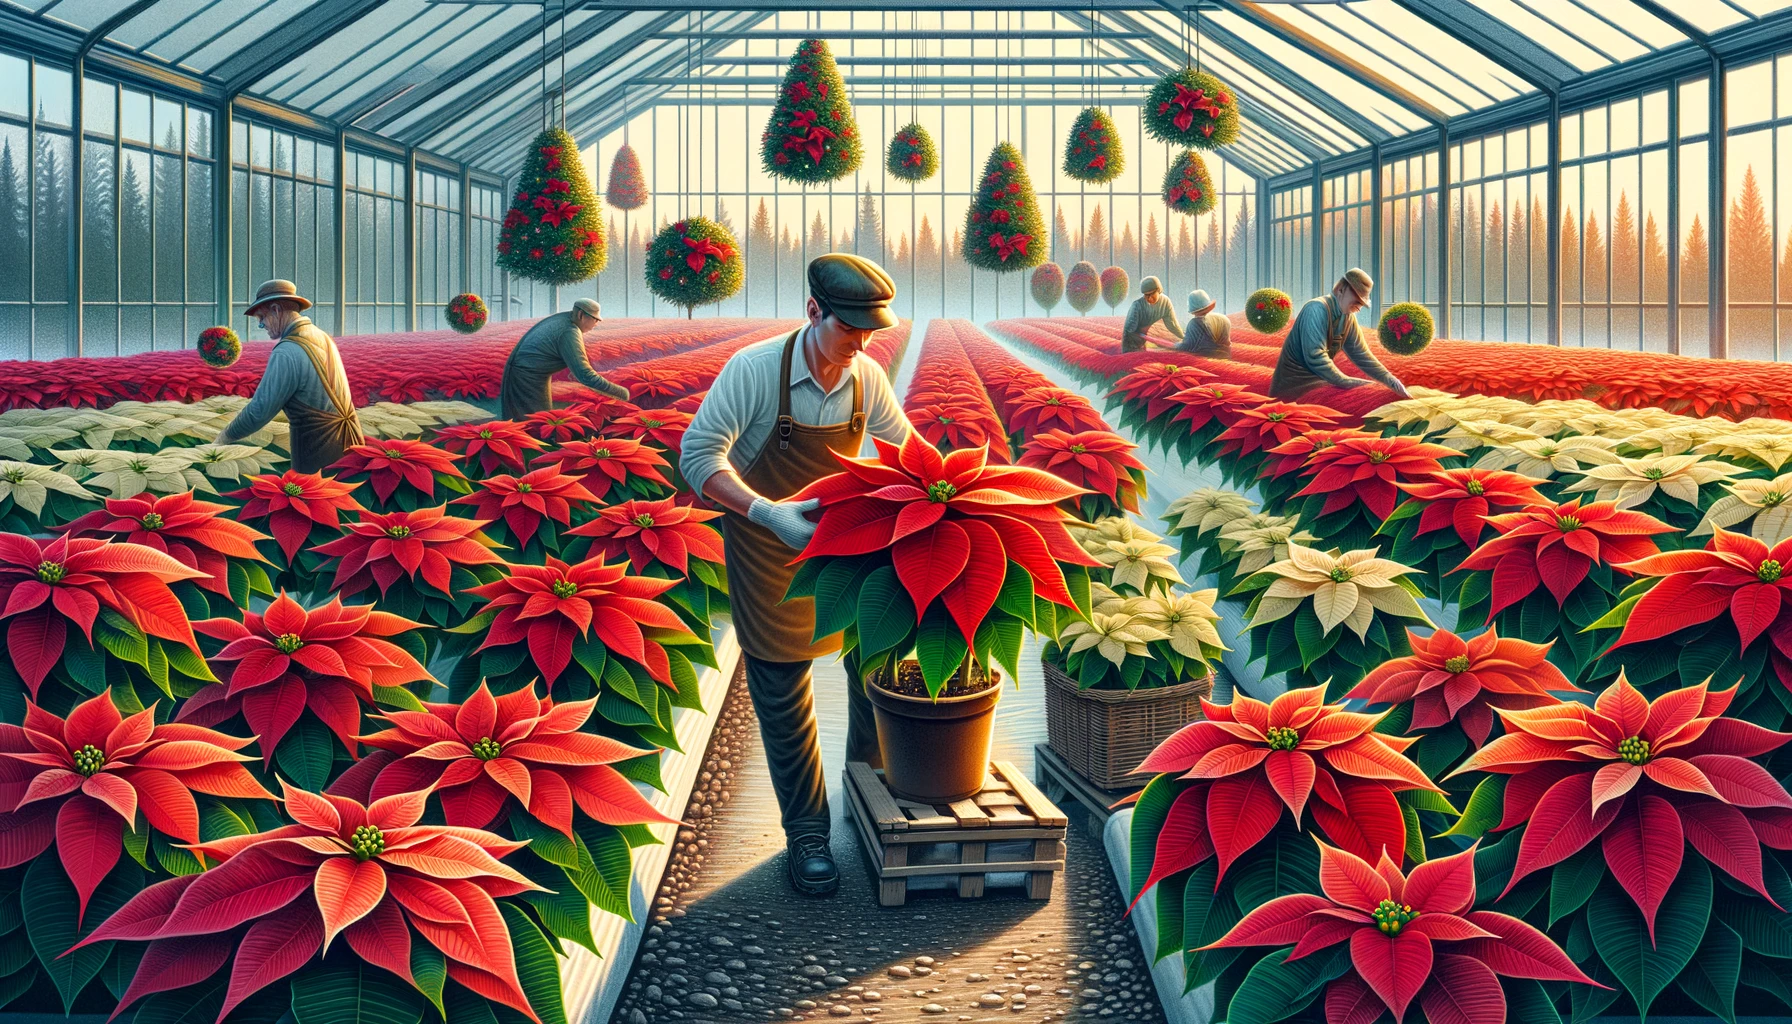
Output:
[1382, 0, 1573, 93]
[1211, 0, 1448, 125]
[647, 30, 1155, 40]
[213, 1, 391, 95]
[1148, 2, 1389, 143]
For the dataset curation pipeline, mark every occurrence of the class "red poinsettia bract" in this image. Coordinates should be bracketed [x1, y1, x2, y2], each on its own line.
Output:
[467, 554, 693, 685]
[450, 463, 600, 547]
[1207, 842, 1597, 1024]
[1452, 673, 1792, 934]
[330, 439, 467, 504]
[567, 497, 725, 574]
[0, 533, 206, 695]
[1167, 382, 1269, 437]
[1018, 429, 1145, 513]
[186, 592, 432, 755]
[434, 420, 547, 475]
[1262, 427, 1383, 481]
[1133, 686, 1440, 888]
[1005, 387, 1108, 437]
[83, 784, 545, 1022]
[1394, 467, 1551, 548]
[1294, 435, 1461, 520]
[604, 409, 694, 455]
[792, 434, 1097, 647]
[1607, 529, 1792, 667]
[61, 491, 270, 597]
[312, 505, 506, 598]
[1108, 362, 1216, 421]
[522, 408, 598, 444]
[228, 470, 366, 562]
[359, 682, 675, 834]
[1346, 626, 1575, 747]
[907, 402, 1009, 458]
[530, 437, 673, 501]
[1212, 402, 1340, 458]
[1455, 499, 1672, 619]
[0, 691, 271, 917]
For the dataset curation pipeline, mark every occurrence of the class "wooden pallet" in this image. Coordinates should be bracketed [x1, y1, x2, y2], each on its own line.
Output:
[842, 760, 1069, 907]
[1033, 742, 1139, 830]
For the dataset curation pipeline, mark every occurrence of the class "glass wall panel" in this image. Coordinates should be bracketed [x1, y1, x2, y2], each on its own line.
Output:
[415, 167, 462, 330]
[1727, 53, 1792, 360]
[1449, 121, 1548, 342]
[233, 119, 336, 333]
[1560, 89, 1672, 350]
[1379, 152, 1439, 317]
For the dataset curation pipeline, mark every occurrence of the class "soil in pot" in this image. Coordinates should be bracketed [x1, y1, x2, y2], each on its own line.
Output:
[878, 659, 998, 699]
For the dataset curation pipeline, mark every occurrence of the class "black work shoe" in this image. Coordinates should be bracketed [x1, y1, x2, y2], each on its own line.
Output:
[786, 833, 838, 896]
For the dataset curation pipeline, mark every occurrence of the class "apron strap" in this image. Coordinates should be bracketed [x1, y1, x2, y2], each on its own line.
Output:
[284, 322, 357, 424]
[776, 328, 800, 451]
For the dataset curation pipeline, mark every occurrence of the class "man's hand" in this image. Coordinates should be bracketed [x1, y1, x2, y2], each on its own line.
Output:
[749, 497, 820, 550]
[599, 379, 631, 402]
[1336, 377, 1370, 389]
[1386, 379, 1412, 399]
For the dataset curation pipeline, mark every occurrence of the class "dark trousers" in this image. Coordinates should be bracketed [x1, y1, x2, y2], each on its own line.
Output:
[742, 654, 881, 840]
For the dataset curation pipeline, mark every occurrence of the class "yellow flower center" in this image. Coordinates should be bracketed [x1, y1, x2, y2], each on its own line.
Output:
[274, 633, 304, 654]
[552, 579, 579, 599]
[1617, 736, 1651, 765]
[1070, 444, 1087, 454]
[472, 737, 501, 760]
[479, 430, 494, 439]
[633, 513, 656, 528]
[1556, 515, 1582, 532]
[1761, 560, 1784, 583]
[1372, 900, 1418, 935]
[928, 480, 957, 503]
[73, 744, 105, 776]
[1644, 467, 1665, 480]
[1265, 726, 1300, 750]
[1328, 566, 1353, 583]
[384, 449, 403, 458]
[515, 483, 533, 494]
[1444, 655, 1471, 674]
[139, 512, 165, 530]
[386, 525, 412, 539]
[1765, 491, 1786, 507]
[283, 482, 304, 496]
[36, 561, 64, 584]
[350, 824, 385, 860]
[1368, 450, 1390, 464]
[1465, 480, 1484, 496]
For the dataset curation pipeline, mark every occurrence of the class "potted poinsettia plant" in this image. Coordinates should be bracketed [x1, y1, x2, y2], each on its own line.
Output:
[449, 462, 601, 562]
[1018, 428, 1148, 523]
[785, 433, 1098, 803]
[1040, 582, 1223, 789]
[565, 496, 729, 633]
[1376, 465, 1550, 602]
[329, 437, 472, 512]
[311, 504, 510, 643]
[532, 436, 675, 503]
[1231, 542, 1432, 697]
[1289, 433, 1462, 554]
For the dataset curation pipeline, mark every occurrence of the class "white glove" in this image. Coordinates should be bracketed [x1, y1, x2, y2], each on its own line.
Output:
[748, 497, 820, 550]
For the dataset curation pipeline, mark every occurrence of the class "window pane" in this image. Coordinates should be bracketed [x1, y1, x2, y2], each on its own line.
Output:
[83, 79, 115, 138]
[188, 108, 212, 160]
[34, 130, 71, 301]
[0, 54, 26, 120]
[153, 97, 181, 151]
[34, 65, 71, 128]
[187, 162, 212, 302]
[0, 125, 30, 301]
[84, 139, 116, 302]
[153, 152, 183, 302]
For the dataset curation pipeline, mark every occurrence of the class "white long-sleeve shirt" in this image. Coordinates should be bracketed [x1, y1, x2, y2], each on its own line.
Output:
[681, 329, 911, 500]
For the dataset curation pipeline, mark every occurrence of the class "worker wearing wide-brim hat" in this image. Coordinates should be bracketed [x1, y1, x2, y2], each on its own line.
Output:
[1150, 288, 1232, 360]
[1268, 267, 1411, 400]
[498, 296, 631, 419]
[681, 253, 913, 897]
[215, 279, 363, 473]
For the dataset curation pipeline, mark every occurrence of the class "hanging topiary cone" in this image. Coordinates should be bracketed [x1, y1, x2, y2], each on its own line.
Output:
[761, 39, 862, 185]
[1062, 107, 1124, 184]
[497, 126, 607, 286]
[887, 122, 938, 182]
[962, 142, 1047, 273]
[1162, 149, 1216, 216]
[605, 143, 649, 211]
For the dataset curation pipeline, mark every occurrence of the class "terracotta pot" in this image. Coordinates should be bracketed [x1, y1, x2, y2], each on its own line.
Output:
[864, 661, 1002, 803]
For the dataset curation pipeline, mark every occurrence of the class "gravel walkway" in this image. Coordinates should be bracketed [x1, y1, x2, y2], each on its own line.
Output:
[609, 665, 1168, 1024]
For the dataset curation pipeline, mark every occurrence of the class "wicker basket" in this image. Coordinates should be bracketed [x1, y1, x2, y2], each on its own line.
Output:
[1042, 659, 1212, 790]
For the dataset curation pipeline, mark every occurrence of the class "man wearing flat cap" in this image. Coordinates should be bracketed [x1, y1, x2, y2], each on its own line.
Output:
[498, 297, 631, 419]
[1121, 275, 1179, 352]
[683, 253, 912, 897]
[1268, 268, 1410, 400]
[215, 279, 363, 472]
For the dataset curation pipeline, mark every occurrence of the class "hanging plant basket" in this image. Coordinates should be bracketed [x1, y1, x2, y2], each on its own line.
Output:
[1061, 106, 1125, 184]
[886, 122, 938, 182]
[761, 39, 862, 185]
[605, 143, 649, 211]
[1143, 68, 1239, 150]
[1246, 287, 1294, 333]
[644, 215, 743, 312]
[1378, 302, 1436, 355]
[1031, 262, 1066, 312]
[1100, 266, 1130, 310]
[1162, 149, 1216, 217]
[447, 293, 488, 334]
[1066, 260, 1101, 314]
[962, 142, 1047, 273]
[496, 126, 608, 286]
[197, 326, 241, 368]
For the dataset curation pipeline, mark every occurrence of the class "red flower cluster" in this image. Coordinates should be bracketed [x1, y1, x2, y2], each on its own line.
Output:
[451, 463, 600, 547]
[903, 320, 1013, 460]
[62, 491, 270, 597]
[330, 438, 466, 505]
[1456, 499, 1672, 617]
[568, 497, 725, 574]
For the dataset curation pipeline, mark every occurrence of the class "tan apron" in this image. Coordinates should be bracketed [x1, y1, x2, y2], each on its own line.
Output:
[281, 323, 364, 473]
[720, 329, 866, 663]
[1269, 295, 1354, 400]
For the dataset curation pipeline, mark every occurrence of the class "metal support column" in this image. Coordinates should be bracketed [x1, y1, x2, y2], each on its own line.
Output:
[68, 54, 83, 357]
[1370, 143, 1383, 322]
[1437, 123, 1452, 341]
[1666, 86, 1679, 354]
[1709, 53, 1727, 359]
[1310, 163, 1322, 298]
[1547, 94, 1562, 346]
[1257, 178, 1271, 287]
[460, 164, 473, 295]
[215, 99, 233, 328]
[335, 129, 348, 334]
[404, 147, 417, 332]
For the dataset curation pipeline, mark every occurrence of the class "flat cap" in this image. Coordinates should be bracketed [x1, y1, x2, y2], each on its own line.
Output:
[1340, 268, 1374, 301]
[571, 297, 602, 320]
[1140, 276, 1162, 295]
[808, 253, 898, 331]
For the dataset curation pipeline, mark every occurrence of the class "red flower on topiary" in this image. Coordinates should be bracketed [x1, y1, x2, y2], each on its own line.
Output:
[1294, 435, 1462, 520]
[530, 437, 673, 500]
[467, 554, 694, 685]
[1134, 685, 1440, 884]
[330, 438, 467, 505]
[312, 505, 506, 598]
[450, 463, 600, 548]
[1207, 842, 1597, 1024]
[359, 682, 674, 835]
[791, 433, 1097, 648]
[1346, 626, 1575, 746]
[61, 491, 270, 597]
[1455, 499, 1673, 619]
[1453, 673, 1792, 933]
[187, 592, 432, 755]
[567, 497, 725, 575]
[1394, 467, 1551, 547]
[434, 420, 547, 475]
[83, 783, 546, 1022]
[0, 690, 271, 918]
[228, 470, 366, 562]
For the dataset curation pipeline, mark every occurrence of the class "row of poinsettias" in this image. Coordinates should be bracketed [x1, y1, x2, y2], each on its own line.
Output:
[0, 322, 912, 1023]
[973, 322, 1792, 1021]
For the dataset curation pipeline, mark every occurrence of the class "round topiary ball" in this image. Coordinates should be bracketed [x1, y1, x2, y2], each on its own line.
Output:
[887, 122, 938, 182]
[645, 215, 743, 313]
[1378, 302, 1435, 355]
[197, 326, 241, 368]
[1030, 263, 1065, 313]
[1245, 288, 1294, 334]
[1066, 261, 1101, 315]
[447, 293, 488, 334]
[1100, 266, 1130, 311]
